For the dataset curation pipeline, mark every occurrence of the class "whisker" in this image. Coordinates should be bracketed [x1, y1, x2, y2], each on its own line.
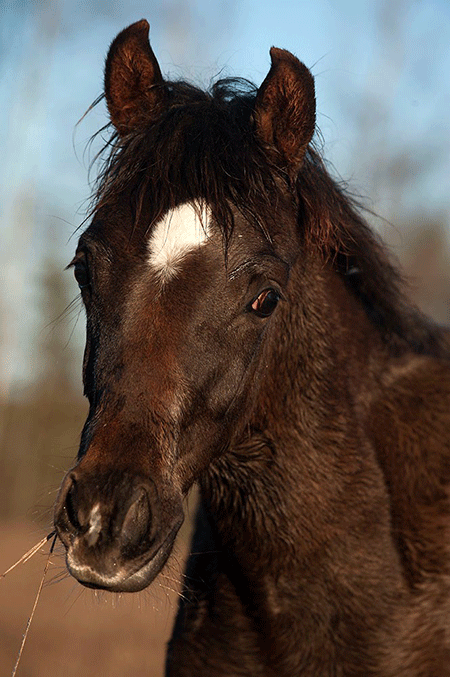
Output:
[62, 582, 87, 617]
[43, 296, 81, 331]
[187, 550, 221, 556]
[45, 568, 72, 587]
[158, 580, 188, 603]
[160, 572, 183, 586]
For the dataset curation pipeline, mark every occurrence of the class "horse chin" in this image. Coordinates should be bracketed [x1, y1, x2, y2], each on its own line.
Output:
[64, 521, 182, 593]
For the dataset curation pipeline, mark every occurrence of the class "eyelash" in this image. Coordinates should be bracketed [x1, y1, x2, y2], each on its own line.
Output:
[68, 255, 90, 292]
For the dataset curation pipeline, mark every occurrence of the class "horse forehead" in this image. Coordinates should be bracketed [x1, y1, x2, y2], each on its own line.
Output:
[147, 202, 212, 280]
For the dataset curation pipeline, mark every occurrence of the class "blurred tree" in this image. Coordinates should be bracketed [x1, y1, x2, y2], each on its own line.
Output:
[35, 256, 78, 391]
[0, 248, 86, 521]
[336, 0, 450, 322]
[402, 214, 450, 324]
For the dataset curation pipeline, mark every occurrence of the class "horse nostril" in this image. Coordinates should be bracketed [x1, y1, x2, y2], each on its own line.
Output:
[120, 486, 152, 556]
[65, 482, 81, 531]
[55, 472, 159, 558]
[54, 472, 82, 544]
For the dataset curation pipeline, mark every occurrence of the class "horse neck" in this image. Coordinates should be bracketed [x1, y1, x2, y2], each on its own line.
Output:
[200, 249, 402, 596]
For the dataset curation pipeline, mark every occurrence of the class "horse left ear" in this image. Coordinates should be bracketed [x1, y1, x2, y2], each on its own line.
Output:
[254, 48, 316, 174]
[104, 19, 166, 136]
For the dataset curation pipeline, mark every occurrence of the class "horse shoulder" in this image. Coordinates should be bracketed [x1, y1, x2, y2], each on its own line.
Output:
[368, 353, 450, 583]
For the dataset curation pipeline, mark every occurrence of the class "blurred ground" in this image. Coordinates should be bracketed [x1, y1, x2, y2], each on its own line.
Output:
[0, 522, 188, 677]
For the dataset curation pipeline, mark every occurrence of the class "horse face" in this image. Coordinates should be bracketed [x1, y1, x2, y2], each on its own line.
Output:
[54, 198, 294, 592]
[54, 18, 315, 593]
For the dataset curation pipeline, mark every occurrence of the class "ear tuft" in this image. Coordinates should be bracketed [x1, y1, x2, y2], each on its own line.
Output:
[254, 47, 316, 173]
[104, 20, 166, 136]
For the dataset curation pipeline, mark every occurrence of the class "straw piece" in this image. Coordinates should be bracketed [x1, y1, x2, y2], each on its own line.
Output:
[1, 531, 56, 579]
[11, 533, 57, 677]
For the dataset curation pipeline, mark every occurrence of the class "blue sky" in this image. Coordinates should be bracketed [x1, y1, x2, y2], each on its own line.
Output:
[1, 0, 449, 391]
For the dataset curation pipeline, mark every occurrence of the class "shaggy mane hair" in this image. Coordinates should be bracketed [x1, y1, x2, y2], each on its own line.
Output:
[88, 76, 448, 356]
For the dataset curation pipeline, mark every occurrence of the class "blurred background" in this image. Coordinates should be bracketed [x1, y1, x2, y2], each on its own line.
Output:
[1, 0, 449, 675]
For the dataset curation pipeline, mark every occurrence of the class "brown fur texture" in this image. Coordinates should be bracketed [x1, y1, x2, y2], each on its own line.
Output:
[54, 21, 450, 676]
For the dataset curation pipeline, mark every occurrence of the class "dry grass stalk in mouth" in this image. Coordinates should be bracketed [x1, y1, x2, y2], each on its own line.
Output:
[1, 531, 56, 579]
[2, 531, 57, 677]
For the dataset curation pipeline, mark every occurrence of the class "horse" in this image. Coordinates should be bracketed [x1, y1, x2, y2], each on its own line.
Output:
[54, 19, 450, 676]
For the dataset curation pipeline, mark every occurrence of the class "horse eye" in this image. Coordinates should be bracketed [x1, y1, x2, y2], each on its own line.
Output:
[73, 260, 90, 289]
[250, 289, 280, 318]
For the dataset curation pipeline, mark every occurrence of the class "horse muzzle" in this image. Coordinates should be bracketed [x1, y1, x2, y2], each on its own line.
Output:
[54, 468, 184, 592]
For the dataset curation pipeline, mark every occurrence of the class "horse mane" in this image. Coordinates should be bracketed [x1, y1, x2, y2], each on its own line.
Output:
[91, 78, 280, 242]
[297, 151, 449, 355]
[89, 76, 448, 357]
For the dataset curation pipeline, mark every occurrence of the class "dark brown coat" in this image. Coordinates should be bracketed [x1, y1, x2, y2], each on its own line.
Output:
[54, 20, 450, 676]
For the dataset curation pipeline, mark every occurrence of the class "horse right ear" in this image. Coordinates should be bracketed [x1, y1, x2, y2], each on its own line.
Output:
[254, 48, 316, 174]
[104, 20, 167, 136]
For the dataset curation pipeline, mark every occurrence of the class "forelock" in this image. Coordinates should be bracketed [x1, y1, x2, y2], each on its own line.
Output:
[90, 78, 287, 243]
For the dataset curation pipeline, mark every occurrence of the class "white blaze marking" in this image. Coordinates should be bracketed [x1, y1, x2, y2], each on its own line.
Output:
[148, 202, 211, 280]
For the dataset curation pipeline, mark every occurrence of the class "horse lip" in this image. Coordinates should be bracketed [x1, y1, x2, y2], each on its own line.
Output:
[65, 521, 182, 593]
